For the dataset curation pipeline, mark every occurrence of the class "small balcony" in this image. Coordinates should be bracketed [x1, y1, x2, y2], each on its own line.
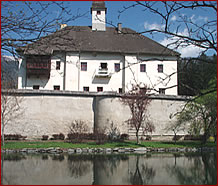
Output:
[26, 56, 51, 78]
[93, 67, 112, 78]
[27, 68, 50, 77]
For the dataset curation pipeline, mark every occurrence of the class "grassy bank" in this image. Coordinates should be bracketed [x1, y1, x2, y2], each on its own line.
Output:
[2, 140, 217, 149]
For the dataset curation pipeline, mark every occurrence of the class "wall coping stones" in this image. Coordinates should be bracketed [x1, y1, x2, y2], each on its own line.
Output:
[134, 147, 147, 151]
[2, 89, 191, 101]
[2, 146, 216, 154]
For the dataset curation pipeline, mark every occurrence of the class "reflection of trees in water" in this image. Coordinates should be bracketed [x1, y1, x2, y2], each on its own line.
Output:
[2, 153, 27, 185]
[67, 154, 130, 184]
[129, 155, 156, 185]
[201, 152, 217, 184]
[42, 154, 49, 160]
[93, 154, 129, 185]
[3, 153, 26, 161]
[165, 152, 217, 185]
[67, 154, 92, 178]
[51, 154, 65, 161]
[97, 154, 129, 176]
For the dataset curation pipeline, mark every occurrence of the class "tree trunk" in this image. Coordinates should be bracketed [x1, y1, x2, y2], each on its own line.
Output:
[173, 130, 177, 144]
[202, 133, 209, 144]
[136, 131, 140, 144]
[174, 133, 177, 145]
[2, 135, 4, 147]
[1, 120, 5, 147]
[202, 126, 211, 144]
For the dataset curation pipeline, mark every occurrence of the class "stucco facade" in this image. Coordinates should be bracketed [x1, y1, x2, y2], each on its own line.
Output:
[3, 90, 187, 140]
[18, 52, 178, 95]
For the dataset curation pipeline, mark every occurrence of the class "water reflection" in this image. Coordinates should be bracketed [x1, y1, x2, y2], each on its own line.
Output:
[166, 153, 217, 185]
[67, 155, 93, 179]
[1, 152, 217, 185]
[129, 155, 155, 185]
[93, 154, 129, 185]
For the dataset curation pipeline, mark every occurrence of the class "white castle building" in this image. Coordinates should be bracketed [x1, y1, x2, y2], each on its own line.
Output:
[17, 1, 179, 95]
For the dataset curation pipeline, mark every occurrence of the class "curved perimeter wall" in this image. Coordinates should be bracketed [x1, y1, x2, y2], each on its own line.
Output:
[2, 90, 188, 140]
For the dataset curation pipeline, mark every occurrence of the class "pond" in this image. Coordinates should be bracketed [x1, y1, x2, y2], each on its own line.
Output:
[1, 152, 217, 185]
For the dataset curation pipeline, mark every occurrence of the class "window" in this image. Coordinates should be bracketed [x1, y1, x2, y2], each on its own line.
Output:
[54, 85, 60, 90]
[140, 64, 146, 72]
[158, 64, 163, 73]
[119, 88, 122, 94]
[33, 85, 39, 90]
[97, 87, 103, 92]
[83, 87, 89, 92]
[159, 88, 165, 95]
[56, 61, 60, 70]
[100, 63, 108, 70]
[81, 62, 87, 71]
[115, 63, 120, 72]
[97, 10, 101, 15]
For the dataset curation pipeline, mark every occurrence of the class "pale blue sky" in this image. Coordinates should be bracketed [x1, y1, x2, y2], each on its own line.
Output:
[2, 1, 217, 57]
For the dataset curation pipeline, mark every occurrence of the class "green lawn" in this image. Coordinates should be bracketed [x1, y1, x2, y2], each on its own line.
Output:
[2, 140, 217, 149]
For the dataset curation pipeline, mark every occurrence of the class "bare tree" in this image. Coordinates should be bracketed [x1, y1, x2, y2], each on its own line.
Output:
[1, 1, 88, 58]
[1, 89, 23, 146]
[1, 54, 24, 147]
[119, 1, 216, 54]
[68, 120, 89, 143]
[121, 84, 154, 144]
[164, 119, 186, 144]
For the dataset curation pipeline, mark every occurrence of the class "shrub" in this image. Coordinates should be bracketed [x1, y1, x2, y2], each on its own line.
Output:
[41, 135, 49, 141]
[68, 120, 89, 143]
[107, 122, 121, 142]
[120, 133, 129, 141]
[84, 133, 95, 140]
[67, 132, 98, 142]
[51, 133, 65, 140]
[172, 135, 183, 141]
[4, 134, 27, 140]
[67, 133, 83, 142]
[145, 135, 152, 140]
[184, 135, 203, 141]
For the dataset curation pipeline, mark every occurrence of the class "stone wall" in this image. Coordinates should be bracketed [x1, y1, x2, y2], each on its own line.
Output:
[2, 90, 188, 140]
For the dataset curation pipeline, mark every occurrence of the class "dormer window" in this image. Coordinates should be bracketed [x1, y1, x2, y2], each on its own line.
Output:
[97, 10, 101, 15]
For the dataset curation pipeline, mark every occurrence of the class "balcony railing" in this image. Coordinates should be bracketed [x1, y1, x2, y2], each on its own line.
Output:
[26, 56, 51, 78]
[93, 67, 112, 78]
[27, 68, 50, 77]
